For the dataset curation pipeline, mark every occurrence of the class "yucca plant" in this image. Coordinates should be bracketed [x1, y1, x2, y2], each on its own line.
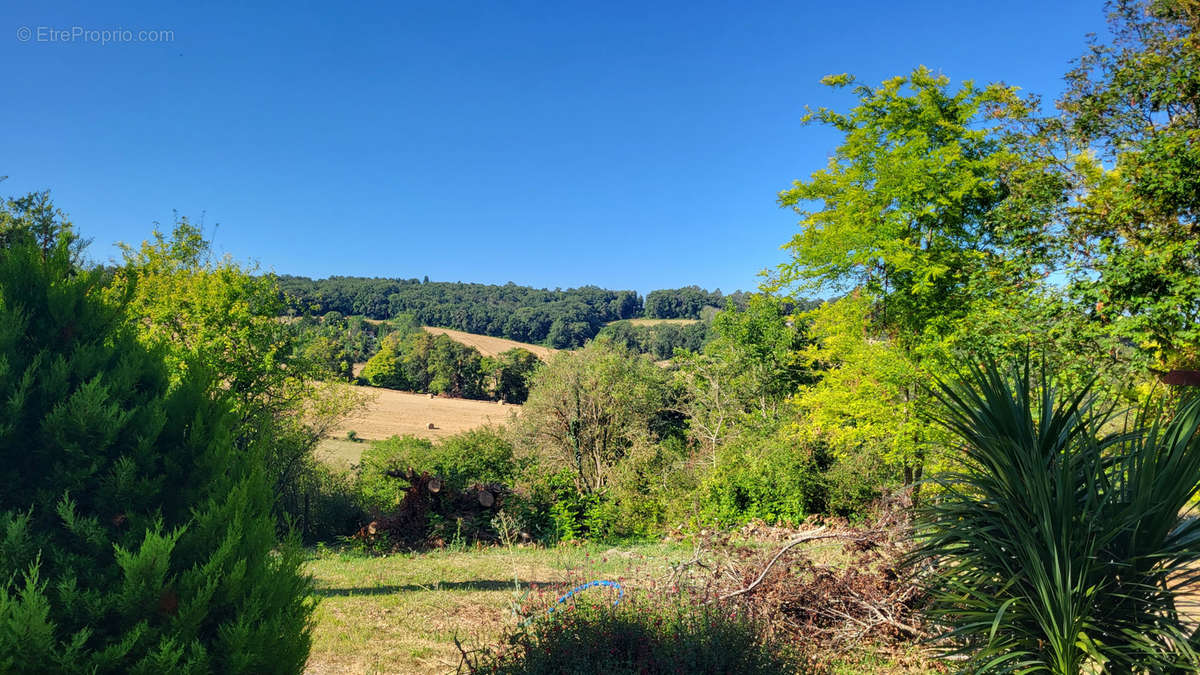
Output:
[910, 361, 1200, 673]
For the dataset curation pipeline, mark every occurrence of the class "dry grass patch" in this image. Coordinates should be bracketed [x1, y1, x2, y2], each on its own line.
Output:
[332, 386, 518, 444]
[620, 318, 700, 326]
[422, 327, 557, 361]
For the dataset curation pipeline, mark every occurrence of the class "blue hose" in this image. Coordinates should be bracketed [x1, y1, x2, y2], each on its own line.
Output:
[521, 580, 624, 626]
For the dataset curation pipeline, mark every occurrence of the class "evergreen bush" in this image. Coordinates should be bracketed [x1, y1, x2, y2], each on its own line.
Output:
[0, 235, 314, 672]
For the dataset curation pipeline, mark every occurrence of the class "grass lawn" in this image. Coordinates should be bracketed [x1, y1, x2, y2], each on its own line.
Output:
[304, 541, 692, 674]
[303, 540, 935, 674]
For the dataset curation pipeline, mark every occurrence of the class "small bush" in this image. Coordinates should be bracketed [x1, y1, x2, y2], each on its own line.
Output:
[288, 459, 366, 543]
[469, 593, 800, 674]
[435, 427, 521, 489]
[350, 429, 528, 546]
[355, 435, 437, 514]
[699, 429, 830, 527]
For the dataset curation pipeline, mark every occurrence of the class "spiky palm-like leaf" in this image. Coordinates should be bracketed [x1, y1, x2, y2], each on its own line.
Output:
[911, 361, 1200, 673]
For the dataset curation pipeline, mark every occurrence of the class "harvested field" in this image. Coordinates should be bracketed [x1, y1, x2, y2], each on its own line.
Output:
[329, 386, 518, 448]
[620, 318, 701, 326]
[422, 326, 557, 360]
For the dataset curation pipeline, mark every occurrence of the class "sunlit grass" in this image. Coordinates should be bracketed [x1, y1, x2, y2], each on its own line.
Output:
[304, 539, 937, 674]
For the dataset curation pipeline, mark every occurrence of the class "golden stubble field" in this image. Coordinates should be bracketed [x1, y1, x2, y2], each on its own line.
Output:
[320, 386, 520, 465]
[421, 326, 557, 361]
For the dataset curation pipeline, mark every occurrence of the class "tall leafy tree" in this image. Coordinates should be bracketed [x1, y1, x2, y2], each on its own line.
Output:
[1057, 0, 1200, 372]
[772, 67, 1056, 491]
[106, 219, 365, 537]
[485, 348, 541, 404]
[517, 339, 669, 493]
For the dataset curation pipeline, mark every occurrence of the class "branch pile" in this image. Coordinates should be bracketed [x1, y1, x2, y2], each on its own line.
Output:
[671, 510, 928, 664]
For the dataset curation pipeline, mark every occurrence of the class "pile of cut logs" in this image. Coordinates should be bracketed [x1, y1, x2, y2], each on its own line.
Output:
[353, 467, 508, 547]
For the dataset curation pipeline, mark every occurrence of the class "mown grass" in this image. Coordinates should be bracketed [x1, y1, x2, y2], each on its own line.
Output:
[304, 542, 689, 674]
[304, 540, 937, 674]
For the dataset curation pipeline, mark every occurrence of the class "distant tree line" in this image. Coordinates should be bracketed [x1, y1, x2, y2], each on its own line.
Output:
[277, 276, 752, 348]
[598, 320, 711, 360]
[643, 286, 750, 319]
[360, 325, 541, 403]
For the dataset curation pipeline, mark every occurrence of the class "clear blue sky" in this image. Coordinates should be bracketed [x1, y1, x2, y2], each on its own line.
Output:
[3, 1, 1107, 294]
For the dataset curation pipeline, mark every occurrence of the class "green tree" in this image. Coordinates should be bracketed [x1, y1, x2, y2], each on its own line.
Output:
[360, 333, 409, 389]
[771, 67, 1054, 491]
[106, 219, 366, 537]
[791, 294, 935, 489]
[426, 334, 485, 398]
[0, 190, 88, 262]
[517, 339, 669, 493]
[0, 223, 313, 672]
[672, 296, 809, 454]
[1056, 0, 1200, 371]
[486, 348, 541, 403]
[774, 67, 1049, 337]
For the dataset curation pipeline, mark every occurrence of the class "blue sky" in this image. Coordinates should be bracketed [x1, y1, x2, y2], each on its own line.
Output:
[3, 1, 1107, 294]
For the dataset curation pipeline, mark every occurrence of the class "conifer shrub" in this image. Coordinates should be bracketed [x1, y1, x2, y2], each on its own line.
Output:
[0, 236, 314, 672]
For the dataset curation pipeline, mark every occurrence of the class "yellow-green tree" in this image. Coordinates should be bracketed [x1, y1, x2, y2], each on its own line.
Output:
[106, 219, 366, 537]
[772, 67, 1056, 493]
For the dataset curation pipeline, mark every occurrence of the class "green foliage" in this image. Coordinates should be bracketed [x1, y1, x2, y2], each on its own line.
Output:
[517, 339, 674, 494]
[771, 67, 1059, 493]
[793, 295, 937, 488]
[671, 295, 814, 457]
[912, 361, 1200, 672]
[643, 286, 744, 319]
[472, 593, 799, 674]
[699, 429, 828, 527]
[0, 190, 88, 263]
[1055, 0, 1200, 370]
[106, 219, 367, 538]
[355, 429, 519, 515]
[359, 333, 407, 389]
[434, 428, 520, 489]
[360, 331, 489, 398]
[290, 312, 388, 381]
[286, 458, 366, 544]
[774, 66, 1047, 339]
[0, 223, 314, 672]
[482, 348, 541, 404]
[354, 436, 438, 514]
[598, 320, 709, 359]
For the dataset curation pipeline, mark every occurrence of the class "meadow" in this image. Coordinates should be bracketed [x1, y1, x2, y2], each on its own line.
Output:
[302, 538, 937, 675]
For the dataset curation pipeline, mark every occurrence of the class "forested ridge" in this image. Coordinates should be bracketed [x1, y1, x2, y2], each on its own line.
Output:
[278, 276, 747, 348]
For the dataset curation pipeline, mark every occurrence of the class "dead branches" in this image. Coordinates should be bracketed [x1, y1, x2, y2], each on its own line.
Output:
[664, 517, 925, 661]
